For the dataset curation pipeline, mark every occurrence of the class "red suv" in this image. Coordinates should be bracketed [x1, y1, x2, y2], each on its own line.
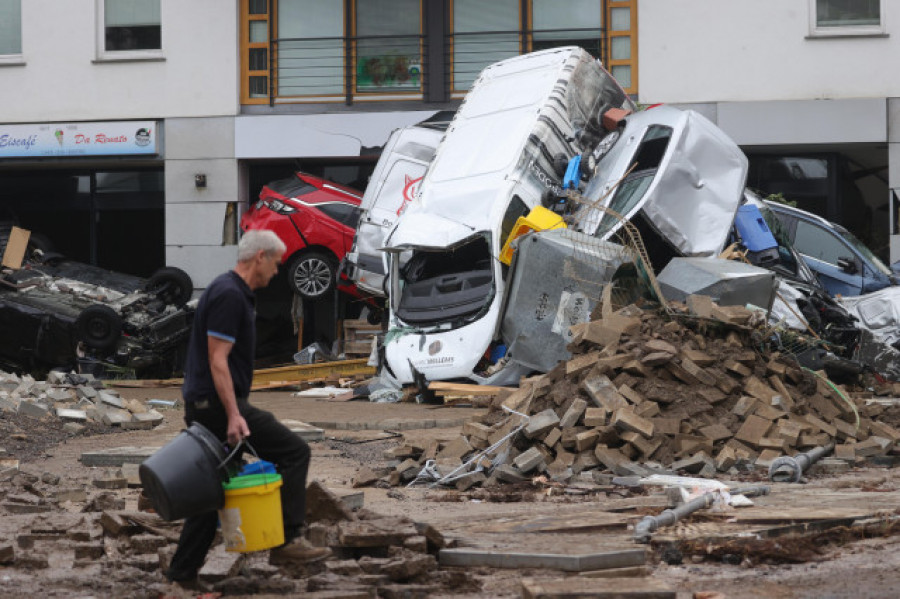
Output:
[240, 172, 363, 300]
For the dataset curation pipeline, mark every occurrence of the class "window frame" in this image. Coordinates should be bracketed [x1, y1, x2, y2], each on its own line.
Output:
[808, 0, 886, 38]
[94, 0, 165, 63]
[0, 0, 24, 66]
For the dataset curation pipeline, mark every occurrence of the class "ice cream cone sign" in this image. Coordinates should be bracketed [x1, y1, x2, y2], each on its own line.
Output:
[54, 129, 64, 146]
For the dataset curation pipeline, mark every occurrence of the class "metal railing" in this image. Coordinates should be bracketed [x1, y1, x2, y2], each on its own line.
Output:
[271, 34, 426, 104]
[447, 28, 605, 94]
[264, 28, 604, 105]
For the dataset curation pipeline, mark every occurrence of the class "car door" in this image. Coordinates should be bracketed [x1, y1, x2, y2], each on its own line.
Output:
[314, 201, 361, 255]
[791, 217, 864, 296]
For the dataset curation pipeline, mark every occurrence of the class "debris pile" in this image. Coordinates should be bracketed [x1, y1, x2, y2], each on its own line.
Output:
[0, 370, 166, 433]
[373, 299, 900, 490]
[0, 468, 474, 597]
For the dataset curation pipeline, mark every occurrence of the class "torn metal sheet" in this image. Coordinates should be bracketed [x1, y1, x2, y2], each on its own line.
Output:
[854, 328, 900, 381]
[577, 105, 747, 257]
[657, 257, 777, 311]
[838, 286, 900, 348]
[769, 280, 812, 330]
[500, 229, 630, 372]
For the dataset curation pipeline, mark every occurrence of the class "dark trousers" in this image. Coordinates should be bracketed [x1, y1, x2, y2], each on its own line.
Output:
[165, 398, 311, 581]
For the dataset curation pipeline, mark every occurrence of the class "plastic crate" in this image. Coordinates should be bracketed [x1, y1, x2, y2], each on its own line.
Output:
[499, 206, 566, 265]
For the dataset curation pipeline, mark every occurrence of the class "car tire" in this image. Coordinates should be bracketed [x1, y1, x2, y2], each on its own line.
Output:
[75, 305, 122, 351]
[288, 251, 337, 299]
[145, 266, 194, 307]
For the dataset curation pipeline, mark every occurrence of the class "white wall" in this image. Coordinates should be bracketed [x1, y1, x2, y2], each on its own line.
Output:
[638, 0, 900, 104]
[1, 0, 238, 123]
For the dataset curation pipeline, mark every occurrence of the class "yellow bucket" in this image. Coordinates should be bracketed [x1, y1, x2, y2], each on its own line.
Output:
[218, 473, 284, 553]
[499, 205, 567, 265]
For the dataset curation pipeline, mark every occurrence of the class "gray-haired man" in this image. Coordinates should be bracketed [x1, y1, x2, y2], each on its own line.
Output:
[165, 230, 329, 588]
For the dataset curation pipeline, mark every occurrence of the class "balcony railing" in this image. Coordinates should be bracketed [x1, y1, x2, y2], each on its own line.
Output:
[258, 28, 604, 106]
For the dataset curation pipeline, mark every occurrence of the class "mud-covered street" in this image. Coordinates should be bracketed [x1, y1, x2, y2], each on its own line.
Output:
[1, 384, 899, 599]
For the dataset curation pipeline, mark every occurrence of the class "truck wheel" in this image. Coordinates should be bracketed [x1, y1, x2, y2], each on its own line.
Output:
[76, 305, 122, 351]
[145, 267, 194, 307]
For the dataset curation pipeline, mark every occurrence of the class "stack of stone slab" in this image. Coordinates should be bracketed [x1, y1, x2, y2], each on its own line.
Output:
[0, 370, 164, 432]
[375, 300, 900, 489]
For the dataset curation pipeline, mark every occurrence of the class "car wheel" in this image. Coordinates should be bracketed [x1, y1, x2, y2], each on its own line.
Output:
[288, 251, 337, 299]
[75, 305, 123, 351]
[145, 266, 194, 307]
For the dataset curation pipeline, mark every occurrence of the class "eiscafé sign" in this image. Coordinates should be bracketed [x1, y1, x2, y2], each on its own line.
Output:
[0, 121, 158, 158]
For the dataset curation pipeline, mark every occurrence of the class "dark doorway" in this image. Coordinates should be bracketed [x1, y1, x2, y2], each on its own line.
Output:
[0, 168, 165, 277]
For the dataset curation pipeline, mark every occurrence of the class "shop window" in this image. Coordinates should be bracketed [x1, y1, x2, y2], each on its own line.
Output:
[97, 0, 162, 60]
[810, 0, 883, 36]
[0, 0, 22, 61]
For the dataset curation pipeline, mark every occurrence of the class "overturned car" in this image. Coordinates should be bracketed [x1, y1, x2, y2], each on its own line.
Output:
[0, 231, 194, 378]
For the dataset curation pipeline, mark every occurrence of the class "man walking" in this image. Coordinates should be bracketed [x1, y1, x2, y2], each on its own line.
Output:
[165, 229, 329, 587]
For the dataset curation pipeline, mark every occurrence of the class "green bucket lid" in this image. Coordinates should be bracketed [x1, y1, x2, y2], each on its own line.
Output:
[223, 472, 282, 491]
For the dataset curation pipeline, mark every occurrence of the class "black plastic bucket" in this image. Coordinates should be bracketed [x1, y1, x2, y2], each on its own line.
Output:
[139, 422, 231, 521]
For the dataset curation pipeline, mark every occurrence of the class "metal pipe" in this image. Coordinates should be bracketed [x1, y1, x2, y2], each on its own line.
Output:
[633, 485, 770, 544]
[768, 442, 835, 483]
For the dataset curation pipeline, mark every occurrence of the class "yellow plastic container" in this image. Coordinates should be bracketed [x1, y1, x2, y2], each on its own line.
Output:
[499, 205, 567, 265]
[218, 473, 284, 553]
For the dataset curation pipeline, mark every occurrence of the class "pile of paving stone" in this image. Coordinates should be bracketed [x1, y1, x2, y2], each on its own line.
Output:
[371, 297, 900, 490]
[0, 369, 165, 433]
[0, 467, 474, 597]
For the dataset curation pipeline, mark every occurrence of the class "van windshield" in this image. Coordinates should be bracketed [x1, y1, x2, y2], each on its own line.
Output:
[394, 236, 494, 326]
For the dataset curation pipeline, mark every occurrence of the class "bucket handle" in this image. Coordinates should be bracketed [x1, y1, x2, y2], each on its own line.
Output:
[218, 439, 279, 487]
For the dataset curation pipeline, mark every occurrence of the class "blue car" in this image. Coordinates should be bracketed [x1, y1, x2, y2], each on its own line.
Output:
[764, 200, 898, 297]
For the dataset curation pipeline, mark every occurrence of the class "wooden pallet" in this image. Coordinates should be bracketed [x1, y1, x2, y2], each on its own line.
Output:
[342, 319, 380, 357]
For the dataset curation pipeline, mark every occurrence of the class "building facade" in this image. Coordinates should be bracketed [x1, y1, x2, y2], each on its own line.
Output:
[639, 0, 898, 264]
[0, 0, 637, 289]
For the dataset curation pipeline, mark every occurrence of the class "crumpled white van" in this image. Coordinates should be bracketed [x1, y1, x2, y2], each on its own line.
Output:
[345, 123, 446, 298]
[380, 47, 635, 385]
